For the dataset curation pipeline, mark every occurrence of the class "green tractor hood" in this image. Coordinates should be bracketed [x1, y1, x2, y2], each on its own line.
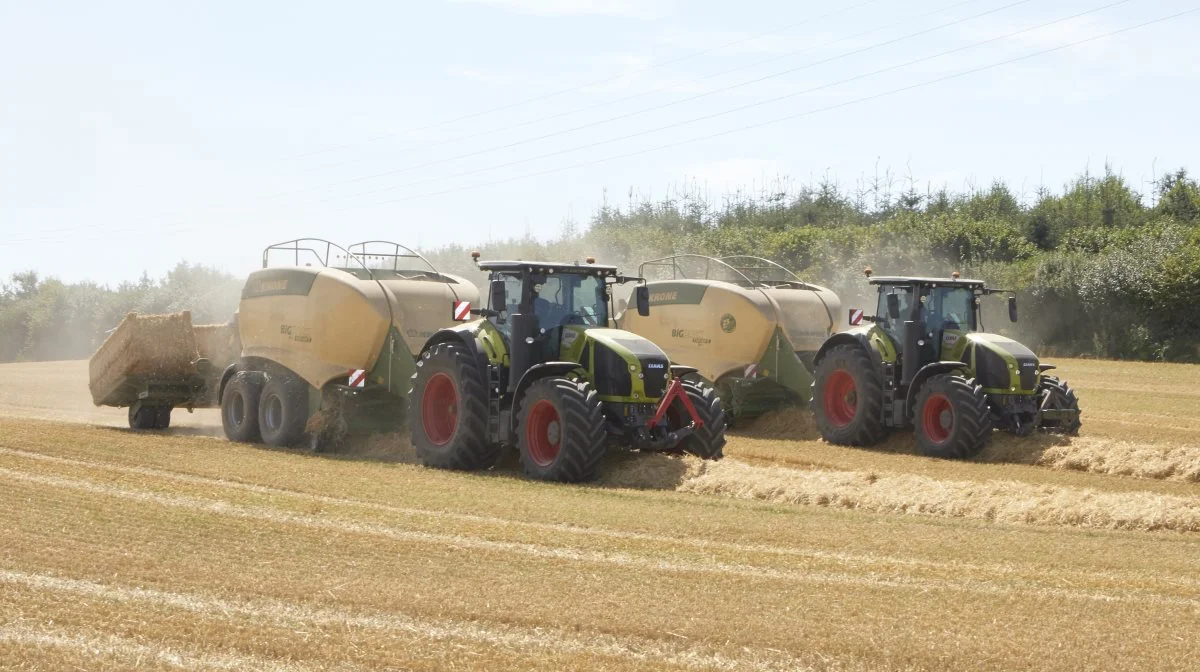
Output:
[959, 333, 1041, 395]
[561, 326, 672, 403]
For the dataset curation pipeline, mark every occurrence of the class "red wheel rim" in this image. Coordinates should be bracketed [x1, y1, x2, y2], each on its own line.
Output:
[921, 393, 953, 444]
[525, 400, 561, 467]
[421, 373, 458, 446]
[823, 370, 857, 427]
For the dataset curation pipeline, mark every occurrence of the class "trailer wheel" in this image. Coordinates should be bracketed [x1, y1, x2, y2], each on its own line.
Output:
[128, 405, 158, 430]
[913, 374, 992, 459]
[410, 342, 498, 470]
[813, 345, 887, 446]
[222, 374, 263, 443]
[667, 379, 726, 460]
[517, 377, 606, 482]
[154, 406, 172, 430]
[258, 377, 308, 447]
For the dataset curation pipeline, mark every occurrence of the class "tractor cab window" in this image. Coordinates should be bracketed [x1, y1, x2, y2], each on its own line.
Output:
[921, 287, 977, 334]
[875, 285, 914, 343]
[533, 273, 607, 329]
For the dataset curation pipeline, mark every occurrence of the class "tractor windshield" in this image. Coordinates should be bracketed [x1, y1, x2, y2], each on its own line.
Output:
[921, 287, 977, 332]
[533, 273, 608, 328]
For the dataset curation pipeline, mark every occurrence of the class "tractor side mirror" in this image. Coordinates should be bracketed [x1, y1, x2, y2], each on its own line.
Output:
[635, 285, 650, 317]
[489, 279, 506, 315]
[1008, 295, 1018, 322]
[886, 293, 900, 320]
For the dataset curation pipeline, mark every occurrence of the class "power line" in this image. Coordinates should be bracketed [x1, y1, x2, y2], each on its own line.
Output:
[3, 4, 1187, 248]
[320, 0, 1133, 205]
[284, 0, 886, 161]
[341, 5, 1195, 211]
[300, 0, 988, 176]
[288, 0, 1036, 198]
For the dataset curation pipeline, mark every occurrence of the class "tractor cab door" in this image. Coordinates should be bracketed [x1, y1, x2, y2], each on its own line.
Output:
[875, 284, 915, 351]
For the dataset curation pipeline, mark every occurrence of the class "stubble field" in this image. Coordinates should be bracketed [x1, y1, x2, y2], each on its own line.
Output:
[0, 358, 1197, 670]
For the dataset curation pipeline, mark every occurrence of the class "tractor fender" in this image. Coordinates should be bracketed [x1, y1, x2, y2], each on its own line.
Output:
[420, 327, 489, 373]
[670, 365, 699, 379]
[814, 332, 873, 366]
[1038, 364, 1057, 372]
[904, 361, 971, 417]
[510, 361, 586, 433]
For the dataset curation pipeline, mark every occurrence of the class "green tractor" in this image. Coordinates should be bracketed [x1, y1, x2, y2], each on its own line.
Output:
[813, 271, 1081, 458]
[409, 253, 727, 482]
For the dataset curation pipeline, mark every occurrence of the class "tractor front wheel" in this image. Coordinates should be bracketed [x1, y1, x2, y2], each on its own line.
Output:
[813, 345, 887, 446]
[517, 377, 605, 482]
[1038, 376, 1082, 435]
[410, 342, 497, 470]
[913, 374, 992, 459]
[667, 379, 726, 460]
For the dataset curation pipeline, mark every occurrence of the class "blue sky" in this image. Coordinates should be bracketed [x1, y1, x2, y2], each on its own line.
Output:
[1, 0, 1197, 284]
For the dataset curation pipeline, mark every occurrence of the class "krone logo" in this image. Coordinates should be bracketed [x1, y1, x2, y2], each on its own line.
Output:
[720, 313, 737, 333]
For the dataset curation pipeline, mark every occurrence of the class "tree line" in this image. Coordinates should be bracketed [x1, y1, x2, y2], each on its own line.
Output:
[4, 166, 1199, 363]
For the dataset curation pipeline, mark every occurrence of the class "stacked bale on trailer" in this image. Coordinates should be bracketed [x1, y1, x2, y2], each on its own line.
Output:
[88, 311, 238, 429]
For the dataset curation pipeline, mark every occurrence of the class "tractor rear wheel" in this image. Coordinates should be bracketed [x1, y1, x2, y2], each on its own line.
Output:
[517, 377, 605, 482]
[913, 374, 992, 459]
[668, 379, 726, 460]
[410, 342, 497, 470]
[813, 345, 887, 446]
[222, 374, 263, 443]
[258, 377, 309, 447]
[1038, 376, 1082, 435]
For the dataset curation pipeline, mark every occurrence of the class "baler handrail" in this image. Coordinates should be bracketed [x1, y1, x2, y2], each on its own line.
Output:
[718, 255, 820, 289]
[345, 240, 441, 276]
[262, 239, 370, 274]
[638, 254, 758, 288]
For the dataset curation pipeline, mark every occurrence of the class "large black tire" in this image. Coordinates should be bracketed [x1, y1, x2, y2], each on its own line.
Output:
[258, 377, 309, 447]
[517, 377, 606, 482]
[410, 342, 498, 470]
[128, 405, 159, 430]
[1039, 376, 1082, 435]
[222, 374, 263, 443]
[813, 345, 888, 446]
[913, 374, 992, 459]
[154, 406, 172, 430]
[668, 380, 726, 459]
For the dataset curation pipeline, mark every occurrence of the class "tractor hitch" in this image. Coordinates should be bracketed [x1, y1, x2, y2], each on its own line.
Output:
[647, 377, 704, 430]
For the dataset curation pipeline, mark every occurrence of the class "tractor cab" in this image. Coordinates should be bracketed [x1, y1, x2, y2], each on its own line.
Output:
[871, 276, 997, 366]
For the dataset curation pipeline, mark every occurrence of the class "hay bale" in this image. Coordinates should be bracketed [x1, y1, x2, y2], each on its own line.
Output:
[193, 322, 241, 369]
[88, 312, 200, 406]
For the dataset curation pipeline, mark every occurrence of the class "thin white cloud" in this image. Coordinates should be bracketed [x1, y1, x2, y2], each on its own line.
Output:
[450, 0, 674, 19]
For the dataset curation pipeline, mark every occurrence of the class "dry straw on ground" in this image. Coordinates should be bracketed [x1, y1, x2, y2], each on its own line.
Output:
[678, 459, 1200, 532]
[88, 312, 199, 405]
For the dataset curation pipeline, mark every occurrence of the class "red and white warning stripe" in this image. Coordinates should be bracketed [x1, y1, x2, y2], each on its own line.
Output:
[348, 369, 367, 388]
[743, 364, 758, 378]
[452, 300, 471, 321]
[849, 308, 864, 326]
